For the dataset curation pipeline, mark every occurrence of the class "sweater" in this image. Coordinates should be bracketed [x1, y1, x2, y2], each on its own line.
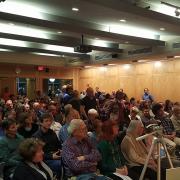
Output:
[13, 161, 53, 180]
[33, 128, 61, 160]
[121, 133, 148, 167]
[0, 134, 23, 167]
[97, 138, 126, 176]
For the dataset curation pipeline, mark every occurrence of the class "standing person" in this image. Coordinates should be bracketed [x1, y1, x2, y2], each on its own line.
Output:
[2, 87, 11, 102]
[13, 138, 54, 180]
[82, 87, 97, 115]
[142, 88, 154, 102]
[103, 91, 125, 130]
[95, 87, 101, 99]
[0, 119, 24, 180]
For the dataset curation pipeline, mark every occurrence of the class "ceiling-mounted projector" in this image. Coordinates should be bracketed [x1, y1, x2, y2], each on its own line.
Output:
[74, 45, 92, 53]
[74, 35, 92, 53]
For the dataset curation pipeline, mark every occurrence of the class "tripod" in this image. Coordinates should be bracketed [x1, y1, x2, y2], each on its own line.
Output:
[137, 133, 174, 180]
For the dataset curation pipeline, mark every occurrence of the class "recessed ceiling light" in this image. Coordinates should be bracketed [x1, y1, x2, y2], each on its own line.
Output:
[174, 56, 180, 58]
[119, 19, 126, 22]
[160, 28, 165, 31]
[154, 61, 162, 67]
[108, 64, 116, 66]
[57, 31, 62, 34]
[123, 64, 131, 69]
[72, 7, 79, 11]
[84, 66, 91, 68]
[95, 38, 99, 40]
[138, 59, 149, 63]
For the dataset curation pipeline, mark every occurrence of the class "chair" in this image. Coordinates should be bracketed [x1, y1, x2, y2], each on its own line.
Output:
[0, 162, 5, 180]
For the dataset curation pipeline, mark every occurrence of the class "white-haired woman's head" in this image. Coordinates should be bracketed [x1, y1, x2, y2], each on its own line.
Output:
[127, 120, 144, 137]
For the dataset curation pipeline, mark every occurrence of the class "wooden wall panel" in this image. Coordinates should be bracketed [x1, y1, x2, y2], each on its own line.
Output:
[78, 59, 180, 101]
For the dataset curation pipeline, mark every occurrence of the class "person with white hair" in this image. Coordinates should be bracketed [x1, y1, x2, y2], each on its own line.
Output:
[61, 119, 109, 179]
[121, 120, 157, 180]
[85, 109, 99, 132]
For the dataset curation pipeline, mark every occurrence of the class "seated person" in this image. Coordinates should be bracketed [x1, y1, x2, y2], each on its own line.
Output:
[171, 105, 180, 139]
[128, 107, 141, 121]
[98, 120, 134, 180]
[141, 108, 157, 127]
[121, 120, 157, 180]
[152, 103, 179, 149]
[13, 138, 54, 180]
[61, 119, 108, 179]
[85, 109, 99, 132]
[17, 112, 39, 138]
[33, 113, 61, 178]
[58, 104, 80, 144]
[0, 119, 24, 180]
[48, 105, 62, 137]
[88, 119, 102, 145]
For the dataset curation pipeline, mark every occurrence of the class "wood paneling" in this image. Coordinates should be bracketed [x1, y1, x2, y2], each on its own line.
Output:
[78, 59, 180, 101]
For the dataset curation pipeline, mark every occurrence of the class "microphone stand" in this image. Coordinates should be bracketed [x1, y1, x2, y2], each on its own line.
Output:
[136, 131, 174, 180]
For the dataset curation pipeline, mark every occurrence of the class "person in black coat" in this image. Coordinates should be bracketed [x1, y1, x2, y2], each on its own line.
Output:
[33, 113, 62, 178]
[13, 138, 54, 180]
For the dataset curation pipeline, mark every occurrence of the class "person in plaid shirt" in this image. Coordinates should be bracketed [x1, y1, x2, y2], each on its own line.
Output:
[152, 103, 180, 151]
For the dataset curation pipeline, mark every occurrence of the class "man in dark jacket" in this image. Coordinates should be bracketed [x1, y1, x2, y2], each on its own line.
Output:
[33, 113, 61, 178]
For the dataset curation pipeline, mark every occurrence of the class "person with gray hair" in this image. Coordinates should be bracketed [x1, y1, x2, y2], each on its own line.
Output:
[58, 104, 80, 143]
[61, 119, 109, 179]
[121, 120, 157, 180]
[85, 108, 99, 132]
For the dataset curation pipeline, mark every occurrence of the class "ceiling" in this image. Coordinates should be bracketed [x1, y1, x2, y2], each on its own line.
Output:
[0, 0, 180, 66]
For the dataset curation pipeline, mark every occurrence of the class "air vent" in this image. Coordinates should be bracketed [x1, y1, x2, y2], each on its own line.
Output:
[173, 43, 180, 48]
[128, 47, 152, 55]
[95, 53, 119, 61]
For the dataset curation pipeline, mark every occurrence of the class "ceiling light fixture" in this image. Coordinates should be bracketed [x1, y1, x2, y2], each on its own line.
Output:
[100, 67, 107, 72]
[84, 66, 91, 68]
[108, 64, 116, 66]
[123, 64, 131, 69]
[160, 28, 165, 31]
[0, 48, 13, 52]
[72, 7, 79, 11]
[161, 1, 180, 17]
[174, 56, 180, 58]
[120, 19, 126, 22]
[138, 59, 149, 63]
[49, 78, 55, 83]
[57, 31, 62, 34]
[154, 61, 162, 68]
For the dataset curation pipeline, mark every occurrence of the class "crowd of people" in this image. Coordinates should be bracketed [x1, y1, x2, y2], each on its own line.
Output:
[0, 85, 180, 180]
